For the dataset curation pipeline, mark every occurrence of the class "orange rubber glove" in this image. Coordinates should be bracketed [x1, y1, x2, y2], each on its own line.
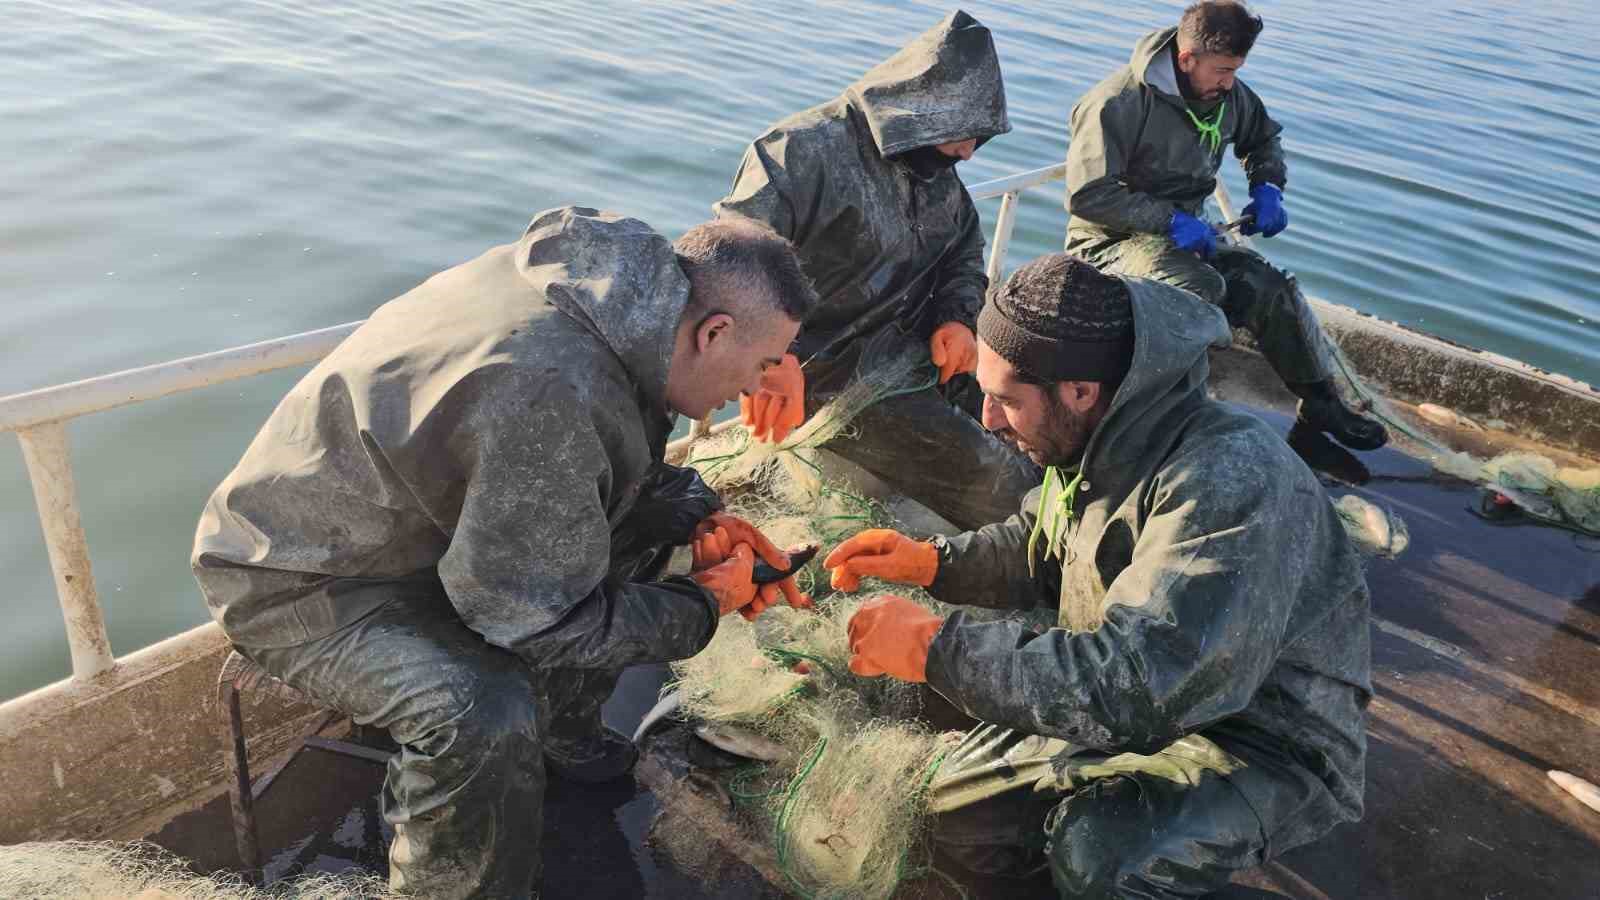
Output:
[691, 513, 812, 616]
[822, 528, 938, 592]
[739, 353, 805, 443]
[690, 543, 758, 616]
[929, 322, 978, 385]
[846, 594, 945, 682]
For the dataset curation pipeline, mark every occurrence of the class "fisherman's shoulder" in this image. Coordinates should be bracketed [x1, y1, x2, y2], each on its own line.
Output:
[748, 97, 855, 155]
[1073, 67, 1149, 120]
[1160, 402, 1322, 508]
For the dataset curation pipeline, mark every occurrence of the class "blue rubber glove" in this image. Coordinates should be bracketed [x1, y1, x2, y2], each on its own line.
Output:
[1168, 210, 1217, 258]
[1242, 183, 1288, 237]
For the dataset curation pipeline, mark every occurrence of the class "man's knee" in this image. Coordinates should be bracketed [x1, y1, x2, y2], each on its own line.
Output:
[1102, 239, 1227, 304]
[402, 662, 543, 759]
[1044, 771, 1260, 898]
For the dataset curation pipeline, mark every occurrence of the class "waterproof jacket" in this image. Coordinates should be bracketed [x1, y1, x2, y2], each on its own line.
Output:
[714, 10, 1009, 379]
[1065, 27, 1287, 250]
[924, 278, 1371, 847]
[192, 207, 720, 668]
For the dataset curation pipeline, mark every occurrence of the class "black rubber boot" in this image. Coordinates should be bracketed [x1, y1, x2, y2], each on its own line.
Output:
[1288, 380, 1389, 451]
[545, 725, 639, 784]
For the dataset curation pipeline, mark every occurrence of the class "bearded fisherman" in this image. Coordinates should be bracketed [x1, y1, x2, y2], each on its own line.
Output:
[193, 209, 814, 898]
[824, 255, 1372, 897]
[1065, 0, 1387, 451]
[714, 10, 1039, 531]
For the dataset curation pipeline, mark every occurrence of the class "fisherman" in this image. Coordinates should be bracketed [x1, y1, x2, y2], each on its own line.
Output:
[191, 207, 815, 899]
[713, 10, 1039, 531]
[824, 255, 1372, 897]
[1065, 0, 1387, 451]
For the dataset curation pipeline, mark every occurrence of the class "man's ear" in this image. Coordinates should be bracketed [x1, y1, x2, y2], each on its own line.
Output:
[694, 312, 735, 353]
[1176, 48, 1195, 72]
[1054, 380, 1101, 413]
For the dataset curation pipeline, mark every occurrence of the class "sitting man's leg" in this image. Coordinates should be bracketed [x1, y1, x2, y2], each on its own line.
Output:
[1211, 247, 1386, 449]
[248, 590, 546, 899]
[821, 380, 1041, 532]
[934, 733, 1346, 899]
[1076, 234, 1229, 305]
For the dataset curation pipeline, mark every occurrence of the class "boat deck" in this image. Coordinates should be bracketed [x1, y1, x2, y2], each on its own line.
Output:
[149, 408, 1600, 899]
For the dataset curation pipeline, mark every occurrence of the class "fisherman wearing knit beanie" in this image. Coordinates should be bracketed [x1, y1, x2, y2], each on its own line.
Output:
[972, 253, 1135, 467]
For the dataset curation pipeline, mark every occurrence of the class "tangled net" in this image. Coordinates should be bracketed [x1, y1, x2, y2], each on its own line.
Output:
[0, 841, 399, 900]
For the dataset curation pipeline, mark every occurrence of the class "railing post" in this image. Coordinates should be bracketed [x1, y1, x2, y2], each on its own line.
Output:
[985, 190, 1021, 284]
[15, 423, 114, 679]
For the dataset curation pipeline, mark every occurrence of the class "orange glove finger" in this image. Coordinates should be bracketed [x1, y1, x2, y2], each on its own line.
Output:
[751, 391, 777, 442]
[768, 396, 794, 444]
[830, 566, 862, 593]
[822, 529, 901, 571]
[739, 393, 757, 429]
[692, 535, 707, 570]
[929, 334, 948, 370]
[740, 583, 781, 621]
[838, 553, 933, 587]
[713, 526, 732, 560]
[703, 513, 789, 572]
[775, 577, 811, 610]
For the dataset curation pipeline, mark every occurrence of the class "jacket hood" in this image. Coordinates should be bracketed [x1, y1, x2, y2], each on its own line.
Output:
[1080, 278, 1232, 484]
[845, 10, 1011, 157]
[1132, 27, 1224, 112]
[514, 206, 689, 414]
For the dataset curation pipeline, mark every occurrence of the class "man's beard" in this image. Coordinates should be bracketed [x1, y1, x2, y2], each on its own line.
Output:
[1000, 394, 1095, 468]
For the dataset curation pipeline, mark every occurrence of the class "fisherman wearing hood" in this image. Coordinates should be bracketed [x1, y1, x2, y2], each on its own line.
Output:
[191, 208, 817, 898]
[714, 10, 1039, 531]
[825, 257, 1371, 896]
[1065, 0, 1388, 453]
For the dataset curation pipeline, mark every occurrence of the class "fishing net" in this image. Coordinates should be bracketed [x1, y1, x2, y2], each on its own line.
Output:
[0, 840, 399, 900]
[671, 333, 974, 898]
[1323, 336, 1600, 538]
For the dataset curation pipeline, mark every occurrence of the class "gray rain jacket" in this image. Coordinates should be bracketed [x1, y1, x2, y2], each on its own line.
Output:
[1066, 27, 1288, 250]
[924, 278, 1371, 851]
[714, 10, 1009, 385]
[192, 207, 719, 668]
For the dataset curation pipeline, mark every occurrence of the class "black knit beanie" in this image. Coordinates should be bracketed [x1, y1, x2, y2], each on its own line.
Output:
[976, 254, 1135, 383]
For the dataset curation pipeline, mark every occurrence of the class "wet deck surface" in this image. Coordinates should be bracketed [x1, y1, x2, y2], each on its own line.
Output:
[152, 409, 1600, 898]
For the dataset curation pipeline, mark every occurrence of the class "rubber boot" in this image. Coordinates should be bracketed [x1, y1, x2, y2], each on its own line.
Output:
[1288, 380, 1388, 451]
[545, 725, 639, 784]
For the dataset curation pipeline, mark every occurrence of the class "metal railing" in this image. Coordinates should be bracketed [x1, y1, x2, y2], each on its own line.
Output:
[1, 162, 1225, 682]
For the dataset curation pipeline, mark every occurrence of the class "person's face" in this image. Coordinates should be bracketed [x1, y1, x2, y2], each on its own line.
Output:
[975, 341, 1102, 467]
[1177, 50, 1245, 101]
[666, 301, 800, 420]
[935, 138, 978, 162]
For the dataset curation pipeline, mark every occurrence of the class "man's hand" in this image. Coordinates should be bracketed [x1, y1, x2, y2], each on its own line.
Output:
[691, 513, 811, 617]
[822, 528, 938, 592]
[691, 543, 759, 616]
[1241, 184, 1288, 237]
[740, 353, 805, 443]
[1168, 210, 1216, 258]
[846, 594, 945, 682]
[929, 322, 978, 385]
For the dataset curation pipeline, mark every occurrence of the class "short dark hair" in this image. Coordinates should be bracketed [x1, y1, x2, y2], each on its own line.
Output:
[675, 218, 818, 324]
[1178, 1, 1264, 58]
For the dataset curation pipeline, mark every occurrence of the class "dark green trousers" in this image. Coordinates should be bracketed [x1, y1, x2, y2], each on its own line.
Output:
[249, 590, 620, 899]
[933, 732, 1344, 899]
[1075, 235, 1333, 386]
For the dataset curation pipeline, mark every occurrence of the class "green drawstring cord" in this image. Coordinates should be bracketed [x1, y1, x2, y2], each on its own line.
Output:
[1026, 465, 1085, 577]
[1186, 101, 1226, 154]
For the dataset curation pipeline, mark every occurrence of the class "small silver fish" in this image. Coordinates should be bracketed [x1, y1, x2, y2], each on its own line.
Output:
[632, 689, 683, 745]
[693, 722, 790, 763]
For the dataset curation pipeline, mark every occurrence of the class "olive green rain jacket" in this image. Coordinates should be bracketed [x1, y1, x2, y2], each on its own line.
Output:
[925, 278, 1371, 857]
[714, 9, 1010, 380]
[192, 207, 719, 667]
[1065, 27, 1288, 251]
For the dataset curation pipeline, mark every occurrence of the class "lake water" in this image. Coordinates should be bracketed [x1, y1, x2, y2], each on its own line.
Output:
[3, 0, 1597, 697]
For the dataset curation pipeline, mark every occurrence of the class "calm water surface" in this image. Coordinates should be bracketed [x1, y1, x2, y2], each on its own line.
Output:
[3, 0, 1597, 695]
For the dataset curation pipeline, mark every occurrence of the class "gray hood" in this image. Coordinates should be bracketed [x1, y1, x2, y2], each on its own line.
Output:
[1078, 277, 1232, 492]
[845, 10, 1011, 156]
[515, 206, 689, 416]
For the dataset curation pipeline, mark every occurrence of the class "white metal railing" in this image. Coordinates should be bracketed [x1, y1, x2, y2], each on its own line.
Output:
[1, 163, 1234, 683]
